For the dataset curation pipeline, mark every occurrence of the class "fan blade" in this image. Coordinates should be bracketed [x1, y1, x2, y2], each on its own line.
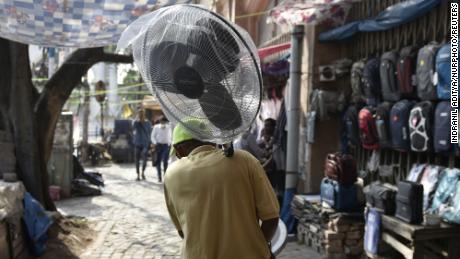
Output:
[199, 83, 242, 131]
[149, 41, 206, 99]
[188, 18, 240, 82]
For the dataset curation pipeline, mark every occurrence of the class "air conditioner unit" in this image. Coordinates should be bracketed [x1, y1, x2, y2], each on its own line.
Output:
[319, 65, 336, 82]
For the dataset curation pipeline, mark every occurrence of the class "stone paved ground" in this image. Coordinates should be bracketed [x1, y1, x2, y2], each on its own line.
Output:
[56, 163, 319, 259]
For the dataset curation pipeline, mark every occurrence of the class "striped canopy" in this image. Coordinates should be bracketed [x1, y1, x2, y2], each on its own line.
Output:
[0, 0, 191, 47]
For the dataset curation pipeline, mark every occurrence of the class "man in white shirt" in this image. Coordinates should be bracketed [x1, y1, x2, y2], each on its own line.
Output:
[151, 117, 172, 182]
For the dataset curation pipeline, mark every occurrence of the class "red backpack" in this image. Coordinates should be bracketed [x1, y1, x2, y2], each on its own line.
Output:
[324, 153, 358, 186]
[359, 107, 379, 150]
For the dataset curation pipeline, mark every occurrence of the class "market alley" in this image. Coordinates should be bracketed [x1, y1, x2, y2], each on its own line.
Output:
[55, 163, 316, 259]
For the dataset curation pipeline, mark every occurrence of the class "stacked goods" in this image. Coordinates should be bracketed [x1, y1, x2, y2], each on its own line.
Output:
[292, 195, 365, 258]
[324, 217, 365, 259]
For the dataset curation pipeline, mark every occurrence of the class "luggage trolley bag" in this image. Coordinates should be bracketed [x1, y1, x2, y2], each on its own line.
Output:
[436, 42, 452, 100]
[363, 57, 382, 106]
[397, 45, 418, 98]
[390, 100, 414, 151]
[375, 102, 392, 148]
[359, 107, 379, 150]
[416, 42, 441, 101]
[434, 101, 454, 153]
[380, 50, 400, 101]
[395, 181, 424, 224]
[364, 208, 382, 255]
[320, 178, 358, 212]
[409, 101, 434, 152]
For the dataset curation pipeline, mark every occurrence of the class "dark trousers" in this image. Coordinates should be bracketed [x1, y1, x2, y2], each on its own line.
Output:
[156, 144, 170, 181]
[134, 146, 149, 175]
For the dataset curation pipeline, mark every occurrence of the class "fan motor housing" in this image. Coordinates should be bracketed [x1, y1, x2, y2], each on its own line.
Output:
[174, 66, 205, 99]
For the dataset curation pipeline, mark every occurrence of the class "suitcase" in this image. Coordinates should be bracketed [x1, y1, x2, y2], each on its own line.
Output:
[366, 182, 396, 215]
[364, 208, 382, 255]
[321, 178, 358, 212]
[395, 181, 424, 224]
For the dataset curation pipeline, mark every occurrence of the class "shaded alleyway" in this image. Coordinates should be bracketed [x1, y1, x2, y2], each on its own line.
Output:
[56, 163, 317, 259]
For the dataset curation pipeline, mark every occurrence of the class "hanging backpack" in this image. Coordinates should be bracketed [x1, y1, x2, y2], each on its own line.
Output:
[409, 101, 434, 152]
[416, 42, 441, 100]
[436, 43, 452, 100]
[397, 45, 418, 97]
[380, 50, 400, 101]
[390, 100, 414, 151]
[375, 102, 392, 148]
[429, 168, 460, 214]
[351, 59, 366, 104]
[363, 58, 382, 106]
[359, 107, 379, 150]
[344, 105, 360, 148]
[434, 101, 454, 153]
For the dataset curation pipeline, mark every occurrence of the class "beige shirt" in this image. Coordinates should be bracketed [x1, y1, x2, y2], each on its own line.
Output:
[164, 145, 279, 259]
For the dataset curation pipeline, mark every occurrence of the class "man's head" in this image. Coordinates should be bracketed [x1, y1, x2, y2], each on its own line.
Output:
[171, 119, 212, 158]
[138, 108, 145, 121]
[160, 117, 168, 125]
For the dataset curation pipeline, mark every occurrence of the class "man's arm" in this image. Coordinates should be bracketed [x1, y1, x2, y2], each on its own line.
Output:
[261, 218, 279, 242]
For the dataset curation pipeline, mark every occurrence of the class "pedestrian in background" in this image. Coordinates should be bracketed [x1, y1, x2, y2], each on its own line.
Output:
[164, 121, 279, 259]
[133, 109, 151, 181]
[151, 117, 171, 183]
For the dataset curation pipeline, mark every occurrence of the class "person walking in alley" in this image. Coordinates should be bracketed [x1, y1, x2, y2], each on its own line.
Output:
[164, 121, 280, 259]
[133, 108, 151, 180]
[151, 117, 171, 182]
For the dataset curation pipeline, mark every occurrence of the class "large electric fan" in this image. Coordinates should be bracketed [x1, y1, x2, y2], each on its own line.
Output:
[118, 4, 262, 144]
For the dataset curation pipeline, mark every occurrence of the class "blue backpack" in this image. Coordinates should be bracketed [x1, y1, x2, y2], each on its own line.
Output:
[434, 101, 454, 153]
[363, 57, 382, 106]
[436, 43, 452, 100]
[390, 100, 414, 151]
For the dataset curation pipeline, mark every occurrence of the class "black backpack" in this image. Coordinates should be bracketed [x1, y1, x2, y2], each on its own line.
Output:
[375, 102, 392, 148]
[363, 58, 382, 106]
[434, 101, 454, 153]
[416, 42, 441, 100]
[344, 105, 361, 148]
[380, 50, 400, 101]
[351, 60, 366, 104]
[390, 100, 415, 152]
[409, 101, 434, 152]
[397, 46, 418, 98]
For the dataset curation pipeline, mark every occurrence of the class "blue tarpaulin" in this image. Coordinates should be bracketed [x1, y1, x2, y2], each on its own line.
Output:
[319, 0, 441, 42]
[23, 192, 53, 256]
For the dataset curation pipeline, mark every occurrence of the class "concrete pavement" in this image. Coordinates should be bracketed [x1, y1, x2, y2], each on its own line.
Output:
[56, 163, 318, 259]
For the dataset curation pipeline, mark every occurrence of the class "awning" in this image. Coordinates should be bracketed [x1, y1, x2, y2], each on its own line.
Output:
[268, 0, 357, 28]
[259, 43, 291, 60]
[319, 0, 441, 42]
[0, 0, 191, 48]
[142, 95, 161, 111]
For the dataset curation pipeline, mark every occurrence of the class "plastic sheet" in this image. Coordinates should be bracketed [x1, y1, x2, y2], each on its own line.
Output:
[0, 0, 191, 47]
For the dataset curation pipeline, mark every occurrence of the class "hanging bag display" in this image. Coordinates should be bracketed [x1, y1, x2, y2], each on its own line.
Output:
[435, 42, 452, 100]
[351, 59, 367, 104]
[409, 101, 434, 152]
[363, 57, 382, 106]
[442, 181, 460, 224]
[416, 42, 441, 101]
[380, 50, 400, 101]
[397, 45, 418, 97]
[344, 105, 360, 148]
[434, 101, 454, 153]
[375, 102, 392, 148]
[395, 181, 424, 224]
[359, 107, 379, 150]
[419, 165, 443, 211]
[390, 100, 414, 151]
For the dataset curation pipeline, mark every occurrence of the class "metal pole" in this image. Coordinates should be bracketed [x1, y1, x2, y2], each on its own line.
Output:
[286, 25, 304, 188]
